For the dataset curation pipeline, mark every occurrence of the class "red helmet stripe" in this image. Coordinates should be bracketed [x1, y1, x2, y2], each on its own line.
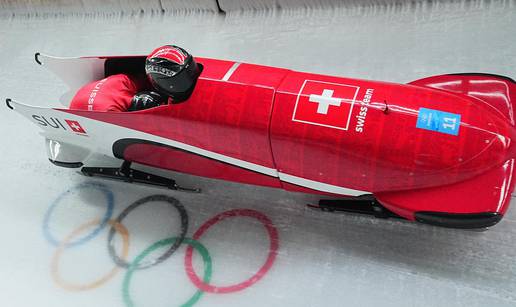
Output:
[148, 46, 187, 65]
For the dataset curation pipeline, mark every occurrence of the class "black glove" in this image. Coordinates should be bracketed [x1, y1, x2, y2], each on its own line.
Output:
[128, 91, 167, 111]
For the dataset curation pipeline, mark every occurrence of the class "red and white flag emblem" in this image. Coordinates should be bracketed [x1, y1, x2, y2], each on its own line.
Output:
[65, 120, 87, 134]
[292, 80, 360, 130]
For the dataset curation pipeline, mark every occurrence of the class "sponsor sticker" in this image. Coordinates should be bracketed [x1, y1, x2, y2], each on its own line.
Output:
[416, 107, 461, 136]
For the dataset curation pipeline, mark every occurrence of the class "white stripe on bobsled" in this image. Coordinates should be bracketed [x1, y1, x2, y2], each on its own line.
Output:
[278, 172, 370, 196]
[222, 62, 241, 81]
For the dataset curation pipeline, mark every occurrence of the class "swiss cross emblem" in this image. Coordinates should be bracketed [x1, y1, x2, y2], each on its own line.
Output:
[292, 80, 360, 130]
[65, 120, 87, 134]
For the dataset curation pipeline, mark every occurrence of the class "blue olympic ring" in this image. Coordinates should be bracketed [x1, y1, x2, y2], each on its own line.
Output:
[42, 182, 114, 248]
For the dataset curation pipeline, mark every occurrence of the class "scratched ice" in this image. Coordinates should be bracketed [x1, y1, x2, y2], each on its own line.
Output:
[1, 1, 516, 307]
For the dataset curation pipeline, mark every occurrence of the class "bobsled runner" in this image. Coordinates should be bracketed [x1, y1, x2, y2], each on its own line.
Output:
[6, 52, 516, 229]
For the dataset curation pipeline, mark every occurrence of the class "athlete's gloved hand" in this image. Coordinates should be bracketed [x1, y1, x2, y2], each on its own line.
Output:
[128, 91, 167, 111]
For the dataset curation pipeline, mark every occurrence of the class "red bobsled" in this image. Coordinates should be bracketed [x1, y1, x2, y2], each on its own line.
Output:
[6, 52, 516, 229]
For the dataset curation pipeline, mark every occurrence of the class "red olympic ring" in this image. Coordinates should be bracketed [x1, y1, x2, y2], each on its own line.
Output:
[184, 209, 279, 294]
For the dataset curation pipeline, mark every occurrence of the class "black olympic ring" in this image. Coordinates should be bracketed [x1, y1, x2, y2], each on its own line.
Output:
[107, 194, 188, 269]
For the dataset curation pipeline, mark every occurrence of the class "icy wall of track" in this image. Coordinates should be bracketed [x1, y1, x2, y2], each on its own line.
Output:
[1, 1, 516, 307]
[218, 0, 497, 11]
[3, 0, 513, 16]
[0, 0, 218, 16]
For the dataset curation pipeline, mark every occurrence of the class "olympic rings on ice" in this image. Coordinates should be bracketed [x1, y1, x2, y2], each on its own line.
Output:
[43, 182, 114, 247]
[43, 184, 280, 306]
[184, 209, 279, 294]
[122, 237, 212, 307]
[107, 194, 188, 269]
[51, 219, 129, 291]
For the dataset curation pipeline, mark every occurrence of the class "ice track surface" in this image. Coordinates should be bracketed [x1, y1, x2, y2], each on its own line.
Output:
[1, 1, 516, 306]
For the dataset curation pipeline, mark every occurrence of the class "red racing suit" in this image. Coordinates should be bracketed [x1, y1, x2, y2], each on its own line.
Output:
[70, 74, 149, 112]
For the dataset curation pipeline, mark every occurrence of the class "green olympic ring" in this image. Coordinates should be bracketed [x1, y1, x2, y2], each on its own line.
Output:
[122, 237, 212, 307]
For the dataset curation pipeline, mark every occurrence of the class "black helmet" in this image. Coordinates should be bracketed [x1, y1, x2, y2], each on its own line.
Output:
[145, 45, 202, 102]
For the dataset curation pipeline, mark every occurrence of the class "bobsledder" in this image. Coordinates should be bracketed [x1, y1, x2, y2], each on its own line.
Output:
[6, 44, 516, 229]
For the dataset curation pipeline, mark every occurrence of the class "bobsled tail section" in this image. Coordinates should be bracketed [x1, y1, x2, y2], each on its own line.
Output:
[7, 99, 94, 166]
[7, 98, 282, 188]
[408, 73, 516, 125]
[375, 158, 516, 228]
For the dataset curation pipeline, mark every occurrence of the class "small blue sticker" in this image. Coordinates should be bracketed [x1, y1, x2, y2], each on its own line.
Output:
[416, 107, 461, 136]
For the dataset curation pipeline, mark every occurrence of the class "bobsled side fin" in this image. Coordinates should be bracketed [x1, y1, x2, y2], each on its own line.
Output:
[36, 53, 106, 98]
[7, 99, 92, 144]
[7, 99, 93, 165]
[375, 159, 516, 228]
[408, 73, 516, 125]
